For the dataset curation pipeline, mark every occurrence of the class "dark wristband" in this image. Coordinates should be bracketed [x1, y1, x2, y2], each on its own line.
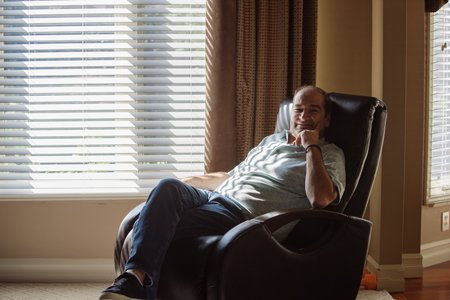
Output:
[305, 144, 321, 154]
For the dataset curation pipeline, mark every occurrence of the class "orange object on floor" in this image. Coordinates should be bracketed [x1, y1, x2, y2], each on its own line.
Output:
[360, 268, 377, 290]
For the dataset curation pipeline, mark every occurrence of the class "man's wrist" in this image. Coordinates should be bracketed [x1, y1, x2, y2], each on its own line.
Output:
[305, 144, 322, 154]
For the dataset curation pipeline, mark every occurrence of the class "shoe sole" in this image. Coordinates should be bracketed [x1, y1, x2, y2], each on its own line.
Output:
[99, 291, 145, 300]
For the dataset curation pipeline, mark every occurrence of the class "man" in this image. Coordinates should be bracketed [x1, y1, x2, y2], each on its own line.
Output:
[100, 85, 345, 300]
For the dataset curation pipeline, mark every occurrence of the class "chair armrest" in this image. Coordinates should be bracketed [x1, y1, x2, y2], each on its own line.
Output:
[207, 209, 372, 300]
[254, 208, 354, 233]
[114, 202, 145, 274]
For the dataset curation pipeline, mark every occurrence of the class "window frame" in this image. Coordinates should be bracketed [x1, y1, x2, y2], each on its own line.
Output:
[425, 3, 450, 205]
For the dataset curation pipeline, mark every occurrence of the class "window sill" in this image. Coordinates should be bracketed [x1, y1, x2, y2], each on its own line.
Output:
[426, 196, 450, 207]
[0, 193, 148, 202]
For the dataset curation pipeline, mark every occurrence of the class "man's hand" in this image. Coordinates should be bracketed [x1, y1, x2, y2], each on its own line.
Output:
[180, 172, 230, 191]
[292, 128, 320, 148]
[299, 129, 320, 148]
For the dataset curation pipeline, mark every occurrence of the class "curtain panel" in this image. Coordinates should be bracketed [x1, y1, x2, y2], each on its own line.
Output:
[205, 0, 317, 172]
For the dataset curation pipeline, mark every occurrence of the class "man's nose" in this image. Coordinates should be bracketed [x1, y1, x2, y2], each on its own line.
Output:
[300, 111, 311, 120]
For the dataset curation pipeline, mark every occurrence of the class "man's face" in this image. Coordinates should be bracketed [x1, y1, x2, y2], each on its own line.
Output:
[290, 88, 330, 139]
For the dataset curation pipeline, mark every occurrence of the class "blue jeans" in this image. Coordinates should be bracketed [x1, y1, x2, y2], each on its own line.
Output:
[125, 178, 247, 298]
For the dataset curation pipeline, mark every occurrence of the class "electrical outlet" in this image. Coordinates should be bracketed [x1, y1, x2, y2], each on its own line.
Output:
[442, 211, 450, 232]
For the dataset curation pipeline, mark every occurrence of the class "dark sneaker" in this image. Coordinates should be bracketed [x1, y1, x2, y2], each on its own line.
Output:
[100, 272, 147, 300]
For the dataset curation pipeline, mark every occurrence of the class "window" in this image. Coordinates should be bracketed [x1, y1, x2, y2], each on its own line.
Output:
[0, 0, 206, 198]
[428, 2, 450, 204]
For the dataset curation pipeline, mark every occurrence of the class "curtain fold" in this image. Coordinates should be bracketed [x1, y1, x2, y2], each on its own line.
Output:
[425, 0, 448, 12]
[205, 0, 317, 172]
[204, 0, 238, 173]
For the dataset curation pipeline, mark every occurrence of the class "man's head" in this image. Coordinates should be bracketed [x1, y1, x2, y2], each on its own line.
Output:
[290, 86, 331, 139]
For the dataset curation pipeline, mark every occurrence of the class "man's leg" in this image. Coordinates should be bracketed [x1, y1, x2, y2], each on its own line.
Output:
[126, 178, 213, 278]
[100, 178, 213, 300]
[173, 198, 247, 240]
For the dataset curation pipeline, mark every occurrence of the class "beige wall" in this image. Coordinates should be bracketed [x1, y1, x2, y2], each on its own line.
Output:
[0, 199, 142, 259]
[316, 0, 372, 95]
[422, 205, 450, 244]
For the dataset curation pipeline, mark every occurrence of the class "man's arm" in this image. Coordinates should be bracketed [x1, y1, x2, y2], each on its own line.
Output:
[299, 130, 337, 208]
[180, 172, 230, 191]
[304, 147, 337, 208]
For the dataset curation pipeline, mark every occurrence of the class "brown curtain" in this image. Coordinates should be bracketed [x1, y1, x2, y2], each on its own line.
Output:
[425, 0, 448, 12]
[205, 0, 317, 173]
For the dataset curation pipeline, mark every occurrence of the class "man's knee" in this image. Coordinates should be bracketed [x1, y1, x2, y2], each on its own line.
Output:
[147, 178, 186, 206]
[146, 177, 204, 212]
[154, 178, 186, 194]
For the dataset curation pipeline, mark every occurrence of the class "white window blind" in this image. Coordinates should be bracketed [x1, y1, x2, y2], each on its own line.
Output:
[428, 2, 450, 203]
[0, 0, 206, 198]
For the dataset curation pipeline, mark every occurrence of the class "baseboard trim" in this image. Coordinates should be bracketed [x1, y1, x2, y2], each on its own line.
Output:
[421, 238, 450, 268]
[366, 255, 405, 292]
[402, 253, 423, 278]
[0, 258, 115, 282]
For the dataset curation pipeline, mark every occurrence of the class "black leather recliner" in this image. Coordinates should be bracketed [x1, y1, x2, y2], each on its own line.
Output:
[113, 92, 387, 300]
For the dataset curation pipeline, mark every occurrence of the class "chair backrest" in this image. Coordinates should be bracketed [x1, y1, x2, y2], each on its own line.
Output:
[275, 92, 387, 218]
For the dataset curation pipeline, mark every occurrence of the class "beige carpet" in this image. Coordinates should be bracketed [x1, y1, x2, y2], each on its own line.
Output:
[0, 283, 394, 300]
